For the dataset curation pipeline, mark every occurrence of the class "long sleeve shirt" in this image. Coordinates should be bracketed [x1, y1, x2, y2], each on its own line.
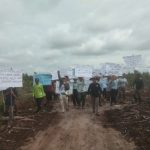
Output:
[99, 78, 108, 91]
[88, 83, 102, 97]
[77, 80, 85, 93]
[73, 82, 78, 90]
[110, 80, 118, 90]
[33, 84, 46, 99]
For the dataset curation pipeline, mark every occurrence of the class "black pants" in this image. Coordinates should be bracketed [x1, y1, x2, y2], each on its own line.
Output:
[91, 96, 99, 113]
[110, 89, 118, 105]
[103, 88, 107, 99]
[118, 87, 126, 101]
[35, 98, 43, 112]
[78, 92, 86, 108]
[73, 89, 79, 106]
[106, 91, 111, 101]
[133, 89, 142, 103]
[46, 92, 55, 101]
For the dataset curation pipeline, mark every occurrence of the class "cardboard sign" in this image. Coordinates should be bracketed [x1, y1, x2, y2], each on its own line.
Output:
[33, 73, 52, 85]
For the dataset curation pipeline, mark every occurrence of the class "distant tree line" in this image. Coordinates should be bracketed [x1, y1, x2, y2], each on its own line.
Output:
[124, 72, 150, 89]
[23, 73, 33, 92]
[22, 72, 150, 90]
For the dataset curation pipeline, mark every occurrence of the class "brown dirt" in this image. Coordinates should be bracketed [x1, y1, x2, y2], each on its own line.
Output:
[20, 102, 136, 150]
[102, 99, 150, 150]
[2, 93, 150, 150]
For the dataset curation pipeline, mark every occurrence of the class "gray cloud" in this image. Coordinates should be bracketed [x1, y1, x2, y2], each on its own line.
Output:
[0, 0, 150, 73]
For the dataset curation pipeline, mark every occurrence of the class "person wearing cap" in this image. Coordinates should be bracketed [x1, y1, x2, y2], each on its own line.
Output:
[88, 77, 102, 115]
[58, 71, 70, 112]
[33, 78, 46, 113]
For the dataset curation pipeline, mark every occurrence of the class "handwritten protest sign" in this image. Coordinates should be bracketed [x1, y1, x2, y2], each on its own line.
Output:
[100, 63, 123, 76]
[123, 55, 143, 68]
[75, 67, 93, 78]
[0, 70, 22, 87]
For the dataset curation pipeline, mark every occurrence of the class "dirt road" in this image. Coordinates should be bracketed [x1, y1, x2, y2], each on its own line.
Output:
[21, 103, 136, 150]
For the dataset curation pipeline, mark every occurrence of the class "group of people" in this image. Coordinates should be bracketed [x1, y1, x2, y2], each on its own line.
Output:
[32, 71, 144, 115]
[2, 71, 144, 117]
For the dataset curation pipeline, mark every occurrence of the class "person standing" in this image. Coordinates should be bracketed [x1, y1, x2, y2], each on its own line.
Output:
[72, 78, 79, 106]
[33, 78, 46, 113]
[133, 73, 144, 104]
[77, 77, 86, 109]
[110, 76, 118, 106]
[3, 87, 17, 117]
[88, 77, 102, 115]
[117, 76, 128, 102]
[58, 71, 70, 112]
[106, 76, 112, 102]
[99, 76, 108, 100]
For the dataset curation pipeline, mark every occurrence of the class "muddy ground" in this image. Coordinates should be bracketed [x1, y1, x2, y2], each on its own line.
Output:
[102, 98, 150, 150]
[0, 92, 150, 150]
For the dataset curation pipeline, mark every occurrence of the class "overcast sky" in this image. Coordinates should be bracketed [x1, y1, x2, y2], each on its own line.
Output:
[0, 0, 150, 73]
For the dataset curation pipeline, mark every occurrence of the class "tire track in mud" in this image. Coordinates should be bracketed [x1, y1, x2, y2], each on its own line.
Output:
[21, 104, 136, 150]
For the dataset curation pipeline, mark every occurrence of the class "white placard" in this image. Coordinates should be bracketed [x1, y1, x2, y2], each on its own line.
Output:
[75, 67, 93, 78]
[51, 71, 58, 80]
[0, 70, 22, 87]
[100, 63, 123, 76]
[55, 81, 60, 94]
[123, 55, 143, 68]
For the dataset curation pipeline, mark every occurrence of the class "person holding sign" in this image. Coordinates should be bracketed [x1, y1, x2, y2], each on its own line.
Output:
[33, 78, 46, 113]
[88, 77, 102, 115]
[58, 71, 70, 113]
[3, 88, 17, 117]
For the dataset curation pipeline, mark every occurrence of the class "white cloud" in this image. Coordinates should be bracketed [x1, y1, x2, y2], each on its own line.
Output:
[0, 0, 150, 73]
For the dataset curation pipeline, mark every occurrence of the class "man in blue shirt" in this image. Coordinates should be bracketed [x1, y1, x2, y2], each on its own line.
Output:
[99, 76, 108, 99]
